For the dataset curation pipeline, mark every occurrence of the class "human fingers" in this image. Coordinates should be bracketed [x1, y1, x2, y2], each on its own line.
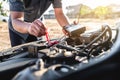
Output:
[30, 28, 43, 37]
[34, 20, 46, 35]
[73, 20, 78, 25]
[28, 22, 43, 37]
[62, 28, 69, 36]
[35, 19, 46, 31]
[32, 21, 41, 32]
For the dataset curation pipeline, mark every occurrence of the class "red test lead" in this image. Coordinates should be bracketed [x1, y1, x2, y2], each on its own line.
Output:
[45, 28, 51, 45]
[45, 28, 59, 47]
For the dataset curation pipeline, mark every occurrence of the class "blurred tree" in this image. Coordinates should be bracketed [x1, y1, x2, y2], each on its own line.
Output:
[0, 0, 7, 16]
[79, 5, 92, 16]
[66, 3, 117, 19]
[94, 6, 112, 19]
[66, 4, 92, 19]
[76, 4, 92, 22]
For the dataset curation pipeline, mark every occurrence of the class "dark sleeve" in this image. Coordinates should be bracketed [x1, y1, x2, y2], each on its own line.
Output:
[52, 0, 62, 8]
[9, 0, 24, 12]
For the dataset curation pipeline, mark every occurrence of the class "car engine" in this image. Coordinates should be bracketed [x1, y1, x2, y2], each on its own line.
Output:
[0, 24, 120, 80]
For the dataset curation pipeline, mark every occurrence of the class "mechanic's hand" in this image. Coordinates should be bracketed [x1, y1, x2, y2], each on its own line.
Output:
[73, 20, 78, 25]
[62, 28, 69, 35]
[28, 19, 46, 37]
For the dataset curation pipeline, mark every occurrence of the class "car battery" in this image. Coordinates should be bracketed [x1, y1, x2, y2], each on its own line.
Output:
[64, 24, 86, 37]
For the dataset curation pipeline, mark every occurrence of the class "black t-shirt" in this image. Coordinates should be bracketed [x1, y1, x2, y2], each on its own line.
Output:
[8, 0, 62, 40]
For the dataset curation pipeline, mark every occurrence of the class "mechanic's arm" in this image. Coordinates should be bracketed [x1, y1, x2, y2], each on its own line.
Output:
[11, 11, 29, 33]
[54, 8, 70, 28]
[10, 11, 46, 37]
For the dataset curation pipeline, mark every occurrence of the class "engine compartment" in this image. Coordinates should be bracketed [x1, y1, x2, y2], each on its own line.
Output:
[0, 24, 120, 80]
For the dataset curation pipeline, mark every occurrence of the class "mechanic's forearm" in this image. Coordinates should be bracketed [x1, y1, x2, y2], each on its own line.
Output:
[12, 19, 30, 34]
[55, 11, 69, 28]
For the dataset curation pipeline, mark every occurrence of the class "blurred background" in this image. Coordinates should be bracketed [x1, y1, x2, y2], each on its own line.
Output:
[0, 0, 120, 51]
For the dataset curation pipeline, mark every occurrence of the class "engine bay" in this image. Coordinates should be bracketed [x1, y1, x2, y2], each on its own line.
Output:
[0, 24, 119, 80]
